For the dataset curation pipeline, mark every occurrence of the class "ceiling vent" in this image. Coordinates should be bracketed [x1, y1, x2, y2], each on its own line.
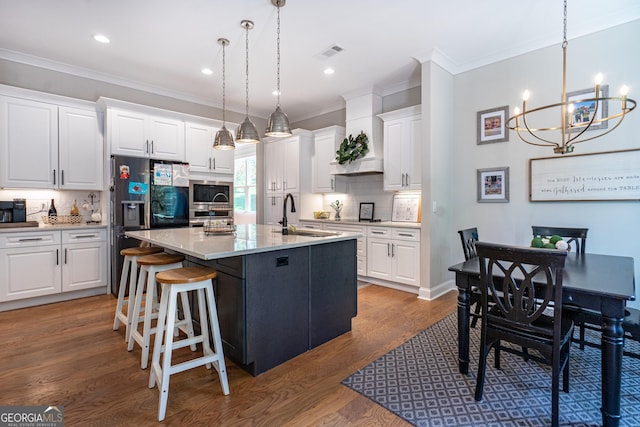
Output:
[315, 44, 344, 60]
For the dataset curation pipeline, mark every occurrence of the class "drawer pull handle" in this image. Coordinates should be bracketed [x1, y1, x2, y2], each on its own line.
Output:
[74, 234, 97, 239]
[398, 233, 413, 237]
[18, 237, 44, 242]
[372, 231, 384, 235]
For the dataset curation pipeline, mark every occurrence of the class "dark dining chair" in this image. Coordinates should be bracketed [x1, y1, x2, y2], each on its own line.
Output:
[458, 228, 481, 328]
[474, 242, 573, 427]
[531, 226, 588, 254]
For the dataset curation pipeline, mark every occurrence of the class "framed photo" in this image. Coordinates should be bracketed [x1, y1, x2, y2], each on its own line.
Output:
[567, 85, 609, 131]
[359, 202, 375, 222]
[477, 106, 509, 144]
[477, 167, 509, 203]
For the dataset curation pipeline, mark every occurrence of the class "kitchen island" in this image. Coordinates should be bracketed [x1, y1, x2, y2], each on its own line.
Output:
[126, 224, 360, 376]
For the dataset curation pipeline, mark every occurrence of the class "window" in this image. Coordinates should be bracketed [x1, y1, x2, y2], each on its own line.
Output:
[234, 151, 256, 215]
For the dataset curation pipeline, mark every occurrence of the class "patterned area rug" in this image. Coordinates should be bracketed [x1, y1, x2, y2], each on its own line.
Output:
[342, 312, 640, 426]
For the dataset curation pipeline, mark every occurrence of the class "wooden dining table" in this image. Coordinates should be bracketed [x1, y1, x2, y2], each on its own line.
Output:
[449, 251, 635, 427]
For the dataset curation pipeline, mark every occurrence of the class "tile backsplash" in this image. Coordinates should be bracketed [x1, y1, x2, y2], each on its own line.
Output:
[0, 189, 103, 224]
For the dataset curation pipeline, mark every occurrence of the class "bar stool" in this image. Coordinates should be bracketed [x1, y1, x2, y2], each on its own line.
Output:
[149, 266, 229, 422]
[128, 253, 195, 369]
[113, 246, 164, 342]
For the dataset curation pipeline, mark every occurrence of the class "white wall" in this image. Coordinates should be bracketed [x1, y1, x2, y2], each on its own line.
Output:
[442, 20, 640, 308]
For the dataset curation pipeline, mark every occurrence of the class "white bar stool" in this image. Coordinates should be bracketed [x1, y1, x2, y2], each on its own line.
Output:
[128, 252, 195, 369]
[113, 246, 164, 342]
[149, 266, 229, 422]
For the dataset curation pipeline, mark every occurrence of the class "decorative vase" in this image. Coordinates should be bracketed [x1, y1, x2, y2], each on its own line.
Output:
[334, 209, 341, 221]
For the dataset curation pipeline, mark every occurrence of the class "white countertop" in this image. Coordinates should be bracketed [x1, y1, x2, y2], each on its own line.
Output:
[0, 222, 107, 233]
[299, 218, 421, 229]
[126, 224, 361, 260]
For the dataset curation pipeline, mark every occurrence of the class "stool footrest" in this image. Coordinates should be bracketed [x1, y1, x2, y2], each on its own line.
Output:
[166, 355, 223, 376]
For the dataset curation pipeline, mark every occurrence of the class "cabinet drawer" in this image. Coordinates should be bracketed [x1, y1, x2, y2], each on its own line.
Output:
[392, 228, 420, 242]
[62, 228, 106, 243]
[367, 227, 391, 238]
[298, 221, 322, 230]
[0, 230, 61, 248]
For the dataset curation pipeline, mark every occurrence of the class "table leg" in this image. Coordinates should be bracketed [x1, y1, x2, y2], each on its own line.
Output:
[457, 280, 470, 375]
[601, 314, 624, 427]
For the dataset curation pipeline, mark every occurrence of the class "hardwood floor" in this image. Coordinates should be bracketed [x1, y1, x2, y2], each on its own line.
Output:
[0, 284, 457, 426]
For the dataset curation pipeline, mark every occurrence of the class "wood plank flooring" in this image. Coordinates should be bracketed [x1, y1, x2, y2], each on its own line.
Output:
[0, 284, 457, 426]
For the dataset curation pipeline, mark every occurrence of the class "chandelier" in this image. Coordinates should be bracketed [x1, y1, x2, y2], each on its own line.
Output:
[507, 0, 636, 154]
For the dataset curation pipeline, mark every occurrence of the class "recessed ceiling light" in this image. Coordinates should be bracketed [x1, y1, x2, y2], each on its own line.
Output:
[201, 68, 213, 75]
[92, 34, 110, 44]
[324, 67, 335, 75]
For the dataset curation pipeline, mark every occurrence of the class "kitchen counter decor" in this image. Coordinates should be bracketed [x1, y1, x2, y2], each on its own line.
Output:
[43, 215, 83, 225]
[335, 131, 368, 164]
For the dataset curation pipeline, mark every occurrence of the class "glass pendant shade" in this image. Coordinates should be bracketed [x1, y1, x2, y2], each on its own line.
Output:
[236, 116, 260, 143]
[265, 105, 292, 137]
[213, 125, 235, 150]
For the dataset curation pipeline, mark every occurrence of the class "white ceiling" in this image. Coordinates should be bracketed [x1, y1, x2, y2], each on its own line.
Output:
[1, 0, 640, 122]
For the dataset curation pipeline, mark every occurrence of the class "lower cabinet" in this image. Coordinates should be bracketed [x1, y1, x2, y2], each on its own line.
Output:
[367, 227, 420, 287]
[0, 228, 107, 304]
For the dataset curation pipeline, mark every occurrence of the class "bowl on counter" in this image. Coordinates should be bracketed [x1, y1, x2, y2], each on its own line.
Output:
[313, 211, 330, 220]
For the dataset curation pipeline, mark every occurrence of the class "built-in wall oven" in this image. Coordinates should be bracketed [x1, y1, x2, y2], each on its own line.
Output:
[189, 180, 234, 227]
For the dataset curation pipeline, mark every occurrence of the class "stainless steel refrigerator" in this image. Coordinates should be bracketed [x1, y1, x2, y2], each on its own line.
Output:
[110, 155, 190, 294]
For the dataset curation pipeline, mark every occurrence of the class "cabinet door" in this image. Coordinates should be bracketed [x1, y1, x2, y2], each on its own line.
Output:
[62, 241, 107, 292]
[264, 141, 283, 193]
[0, 96, 58, 188]
[366, 238, 393, 280]
[58, 106, 104, 190]
[149, 116, 185, 161]
[0, 246, 61, 301]
[282, 137, 299, 193]
[392, 239, 420, 286]
[264, 193, 283, 226]
[109, 109, 149, 157]
[185, 122, 213, 173]
[406, 115, 422, 190]
[312, 133, 336, 193]
[383, 119, 405, 191]
[211, 145, 234, 175]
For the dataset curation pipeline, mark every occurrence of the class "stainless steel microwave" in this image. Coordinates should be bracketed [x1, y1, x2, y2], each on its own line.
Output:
[189, 180, 233, 226]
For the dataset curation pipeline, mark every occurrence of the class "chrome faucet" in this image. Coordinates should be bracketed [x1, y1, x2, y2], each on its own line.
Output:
[281, 193, 296, 235]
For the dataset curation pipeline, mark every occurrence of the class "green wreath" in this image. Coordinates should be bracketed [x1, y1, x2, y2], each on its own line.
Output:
[335, 131, 369, 165]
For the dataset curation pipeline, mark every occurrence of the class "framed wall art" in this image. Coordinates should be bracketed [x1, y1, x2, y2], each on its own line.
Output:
[477, 166, 509, 203]
[529, 148, 640, 202]
[477, 105, 509, 144]
[567, 85, 609, 131]
[359, 202, 375, 222]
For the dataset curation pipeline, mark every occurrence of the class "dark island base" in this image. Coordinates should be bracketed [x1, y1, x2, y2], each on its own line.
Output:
[187, 239, 358, 376]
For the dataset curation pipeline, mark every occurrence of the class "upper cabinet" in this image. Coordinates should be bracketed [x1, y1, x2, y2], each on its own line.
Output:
[312, 126, 346, 193]
[379, 105, 422, 191]
[264, 130, 313, 195]
[0, 94, 103, 190]
[107, 108, 185, 161]
[185, 121, 233, 177]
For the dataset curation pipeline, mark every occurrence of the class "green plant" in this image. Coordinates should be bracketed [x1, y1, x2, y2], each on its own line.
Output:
[335, 131, 369, 165]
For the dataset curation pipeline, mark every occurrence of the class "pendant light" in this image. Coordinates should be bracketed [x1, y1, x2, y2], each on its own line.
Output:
[265, 0, 292, 137]
[213, 38, 235, 150]
[236, 20, 260, 144]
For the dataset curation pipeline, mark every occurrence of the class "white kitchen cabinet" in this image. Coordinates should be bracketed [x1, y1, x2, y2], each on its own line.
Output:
[312, 126, 346, 193]
[185, 121, 234, 176]
[61, 228, 107, 292]
[0, 230, 62, 301]
[323, 223, 367, 276]
[0, 228, 107, 304]
[108, 108, 185, 161]
[264, 130, 313, 224]
[0, 96, 103, 190]
[58, 106, 104, 190]
[366, 226, 420, 287]
[379, 106, 421, 191]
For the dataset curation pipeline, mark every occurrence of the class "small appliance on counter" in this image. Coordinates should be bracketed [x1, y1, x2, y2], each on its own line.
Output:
[0, 199, 26, 223]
